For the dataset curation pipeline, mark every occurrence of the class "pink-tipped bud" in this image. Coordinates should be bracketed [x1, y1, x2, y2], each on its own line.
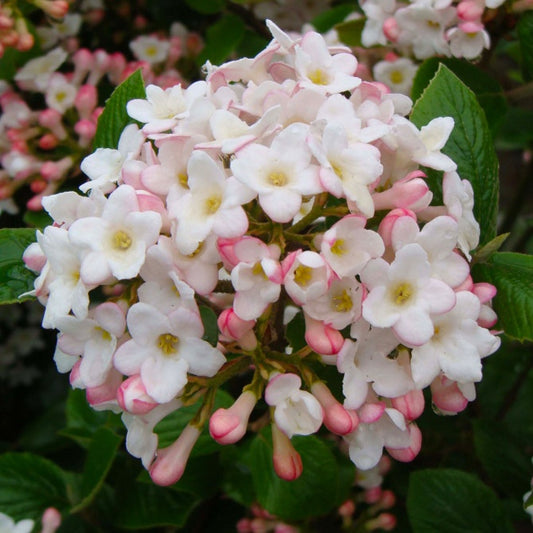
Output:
[74, 119, 96, 147]
[359, 402, 386, 424]
[41, 507, 61, 533]
[383, 17, 399, 42]
[274, 524, 299, 533]
[365, 486, 383, 504]
[16, 32, 34, 52]
[391, 389, 425, 421]
[378, 208, 417, 247]
[372, 173, 431, 212]
[218, 308, 257, 350]
[0, 14, 13, 30]
[38, 133, 59, 150]
[86, 370, 122, 408]
[74, 84, 97, 119]
[431, 376, 469, 414]
[271, 423, 303, 481]
[366, 513, 397, 531]
[236, 518, 253, 533]
[311, 381, 356, 435]
[30, 179, 47, 194]
[209, 390, 257, 445]
[23, 241, 46, 273]
[457, 1, 484, 21]
[37, 0, 69, 19]
[377, 489, 396, 510]
[38, 109, 67, 139]
[304, 313, 344, 355]
[386, 424, 422, 463]
[471, 282, 497, 304]
[149, 424, 201, 486]
[69, 360, 83, 389]
[338, 499, 356, 518]
[117, 375, 159, 415]
[27, 194, 44, 211]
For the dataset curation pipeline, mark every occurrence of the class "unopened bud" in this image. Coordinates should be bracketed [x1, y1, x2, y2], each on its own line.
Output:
[271, 423, 303, 481]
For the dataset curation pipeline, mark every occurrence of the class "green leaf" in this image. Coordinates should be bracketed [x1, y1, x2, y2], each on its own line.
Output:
[311, 4, 354, 33]
[197, 14, 246, 66]
[93, 69, 146, 150]
[0, 23, 42, 81]
[335, 18, 366, 48]
[473, 419, 532, 499]
[411, 58, 507, 135]
[184, 0, 224, 13]
[70, 427, 122, 513]
[0, 228, 37, 305]
[23, 210, 53, 230]
[220, 441, 256, 507]
[113, 482, 200, 529]
[0, 453, 69, 521]
[200, 305, 219, 347]
[518, 11, 533, 82]
[285, 311, 306, 352]
[407, 468, 513, 533]
[410, 64, 499, 246]
[155, 389, 233, 454]
[62, 389, 119, 448]
[472, 252, 533, 342]
[496, 106, 533, 150]
[472, 233, 509, 265]
[247, 428, 343, 521]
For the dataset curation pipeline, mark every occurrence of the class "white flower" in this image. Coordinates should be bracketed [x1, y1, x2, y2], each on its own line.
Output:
[45, 73, 77, 113]
[14, 47, 68, 91]
[265, 373, 323, 438]
[373, 58, 418, 95]
[114, 303, 225, 403]
[0, 512, 34, 533]
[130, 35, 171, 64]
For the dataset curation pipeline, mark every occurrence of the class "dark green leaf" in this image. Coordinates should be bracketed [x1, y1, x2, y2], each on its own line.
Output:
[113, 482, 199, 529]
[473, 419, 532, 499]
[472, 252, 533, 342]
[23, 210, 53, 230]
[496, 106, 533, 150]
[285, 311, 306, 352]
[0, 23, 42, 81]
[220, 440, 255, 507]
[410, 64, 499, 246]
[248, 428, 342, 521]
[200, 305, 219, 347]
[62, 389, 119, 448]
[0, 228, 37, 305]
[407, 468, 513, 533]
[0, 453, 69, 521]
[93, 69, 145, 150]
[518, 12, 533, 82]
[155, 389, 233, 454]
[335, 18, 366, 48]
[70, 428, 122, 513]
[197, 14, 246, 66]
[311, 4, 354, 33]
[411, 58, 507, 135]
[472, 233, 509, 265]
[184, 0, 224, 13]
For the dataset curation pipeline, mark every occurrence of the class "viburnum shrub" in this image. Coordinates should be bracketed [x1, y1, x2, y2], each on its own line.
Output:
[23, 20, 502, 487]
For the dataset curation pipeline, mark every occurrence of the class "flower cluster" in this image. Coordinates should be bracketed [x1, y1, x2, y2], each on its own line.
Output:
[25, 20, 500, 486]
[360, 0, 505, 60]
[0, 8, 202, 214]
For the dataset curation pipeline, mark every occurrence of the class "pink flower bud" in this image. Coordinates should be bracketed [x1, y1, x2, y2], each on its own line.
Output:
[365, 486, 382, 504]
[431, 376, 469, 414]
[359, 402, 386, 424]
[38, 109, 67, 139]
[69, 360, 83, 388]
[383, 17, 399, 42]
[86, 370, 122, 408]
[386, 424, 422, 462]
[74, 84, 97, 119]
[271, 423, 303, 481]
[304, 313, 344, 355]
[458, 21, 484, 34]
[378, 489, 396, 510]
[30, 179, 47, 194]
[338, 499, 356, 517]
[74, 119, 96, 147]
[23, 241, 46, 272]
[41, 507, 61, 533]
[38, 133, 58, 150]
[471, 282, 497, 304]
[236, 518, 253, 533]
[35, 0, 69, 19]
[391, 389, 425, 421]
[16, 32, 34, 52]
[378, 208, 416, 247]
[372, 173, 431, 212]
[27, 194, 44, 211]
[311, 381, 357, 435]
[457, 1, 484, 21]
[117, 375, 158, 415]
[274, 524, 299, 533]
[209, 390, 257, 445]
[150, 424, 201, 486]
[218, 308, 257, 350]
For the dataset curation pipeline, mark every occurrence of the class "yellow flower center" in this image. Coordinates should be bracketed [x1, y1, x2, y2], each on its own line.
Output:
[268, 171, 288, 187]
[112, 230, 132, 251]
[178, 172, 189, 188]
[390, 70, 404, 85]
[95, 326, 112, 341]
[56, 91, 67, 102]
[252, 261, 268, 280]
[308, 69, 330, 85]
[158, 333, 179, 355]
[205, 195, 222, 215]
[293, 265, 312, 287]
[145, 45, 158, 57]
[330, 239, 346, 256]
[393, 283, 413, 305]
[332, 289, 352, 313]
